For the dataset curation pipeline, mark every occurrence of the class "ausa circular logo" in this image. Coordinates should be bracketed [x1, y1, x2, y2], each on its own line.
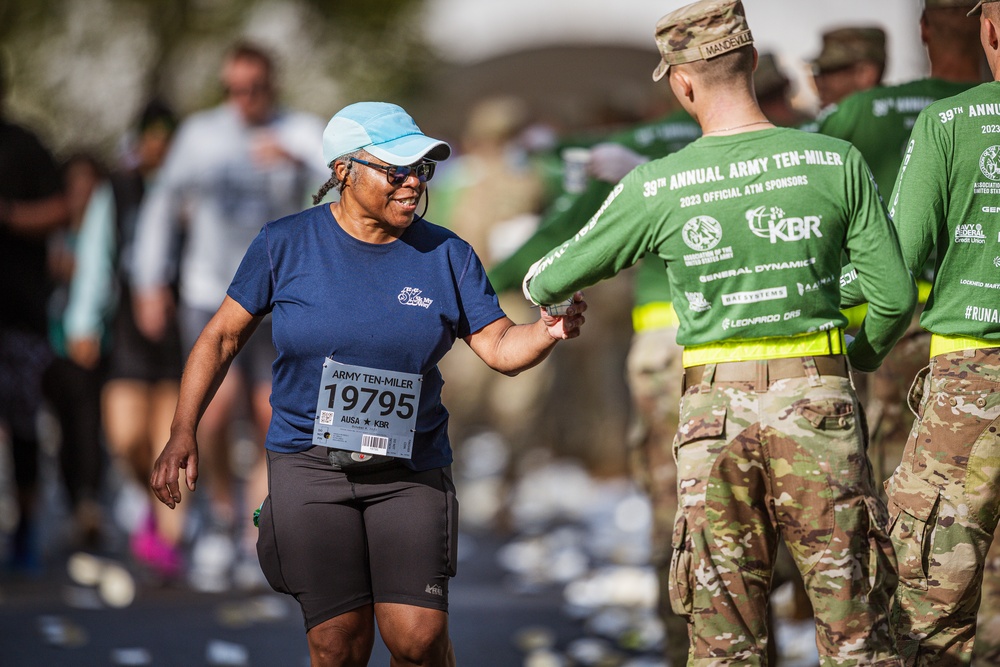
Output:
[682, 216, 723, 251]
[981, 146, 1000, 181]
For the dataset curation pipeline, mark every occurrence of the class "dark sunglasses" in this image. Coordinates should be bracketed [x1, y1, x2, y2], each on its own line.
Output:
[349, 157, 436, 185]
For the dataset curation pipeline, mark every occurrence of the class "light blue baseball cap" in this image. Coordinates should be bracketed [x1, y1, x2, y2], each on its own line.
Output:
[322, 102, 451, 166]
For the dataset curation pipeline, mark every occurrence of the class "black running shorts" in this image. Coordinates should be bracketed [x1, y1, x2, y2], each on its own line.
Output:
[256, 446, 459, 630]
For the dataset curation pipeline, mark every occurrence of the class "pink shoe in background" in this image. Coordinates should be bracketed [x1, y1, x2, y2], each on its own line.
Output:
[130, 513, 182, 581]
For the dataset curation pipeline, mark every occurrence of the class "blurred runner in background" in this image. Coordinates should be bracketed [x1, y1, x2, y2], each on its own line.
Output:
[0, 51, 69, 572]
[67, 99, 187, 580]
[42, 151, 109, 553]
[131, 41, 327, 591]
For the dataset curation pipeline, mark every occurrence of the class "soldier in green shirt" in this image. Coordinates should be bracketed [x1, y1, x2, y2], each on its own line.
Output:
[799, 26, 887, 134]
[820, 0, 984, 496]
[524, 0, 914, 664]
[810, 26, 887, 112]
[839, 2, 1000, 663]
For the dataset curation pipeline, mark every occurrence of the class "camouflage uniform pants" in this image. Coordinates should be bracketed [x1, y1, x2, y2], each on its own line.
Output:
[625, 326, 690, 666]
[670, 358, 900, 666]
[867, 311, 930, 494]
[887, 348, 1000, 666]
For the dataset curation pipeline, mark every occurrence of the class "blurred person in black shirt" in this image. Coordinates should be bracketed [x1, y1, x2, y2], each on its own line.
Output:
[0, 51, 69, 571]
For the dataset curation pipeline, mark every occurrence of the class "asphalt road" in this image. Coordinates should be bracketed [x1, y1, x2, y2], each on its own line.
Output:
[0, 531, 583, 667]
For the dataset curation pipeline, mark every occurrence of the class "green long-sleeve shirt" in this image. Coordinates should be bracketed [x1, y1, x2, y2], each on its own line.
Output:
[842, 82, 1000, 340]
[527, 127, 916, 372]
[820, 79, 977, 198]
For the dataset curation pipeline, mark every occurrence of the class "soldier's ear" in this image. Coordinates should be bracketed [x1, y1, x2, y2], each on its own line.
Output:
[671, 67, 696, 104]
[987, 15, 1000, 52]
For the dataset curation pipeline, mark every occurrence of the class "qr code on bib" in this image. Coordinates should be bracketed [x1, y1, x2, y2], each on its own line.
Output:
[319, 410, 335, 425]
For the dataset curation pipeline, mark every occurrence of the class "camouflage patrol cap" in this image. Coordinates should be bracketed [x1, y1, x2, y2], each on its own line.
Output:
[968, 0, 1000, 14]
[652, 0, 754, 82]
[812, 26, 886, 74]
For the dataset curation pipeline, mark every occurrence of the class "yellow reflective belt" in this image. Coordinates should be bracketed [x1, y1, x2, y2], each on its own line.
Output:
[929, 333, 998, 358]
[632, 302, 679, 333]
[917, 279, 932, 304]
[682, 330, 846, 368]
[841, 304, 867, 330]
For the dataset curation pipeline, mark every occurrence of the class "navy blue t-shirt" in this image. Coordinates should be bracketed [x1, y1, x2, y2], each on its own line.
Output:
[227, 204, 505, 470]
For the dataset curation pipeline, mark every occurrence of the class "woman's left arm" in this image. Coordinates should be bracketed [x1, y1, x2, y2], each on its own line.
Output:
[465, 292, 587, 376]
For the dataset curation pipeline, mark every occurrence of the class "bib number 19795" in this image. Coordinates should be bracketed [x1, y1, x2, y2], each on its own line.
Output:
[312, 359, 422, 459]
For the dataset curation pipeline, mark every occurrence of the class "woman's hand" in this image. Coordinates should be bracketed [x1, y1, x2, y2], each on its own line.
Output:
[150, 431, 199, 510]
[541, 291, 587, 340]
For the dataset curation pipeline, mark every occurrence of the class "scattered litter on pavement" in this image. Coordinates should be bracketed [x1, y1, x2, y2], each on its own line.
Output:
[513, 625, 557, 652]
[775, 618, 820, 667]
[37, 614, 88, 648]
[67, 551, 103, 587]
[99, 560, 137, 608]
[216, 594, 291, 628]
[110, 647, 153, 666]
[63, 584, 103, 610]
[523, 648, 567, 667]
[620, 657, 667, 667]
[474, 445, 821, 666]
[189, 531, 237, 593]
[65, 550, 137, 608]
[565, 636, 624, 665]
[206, 639, 249, 666]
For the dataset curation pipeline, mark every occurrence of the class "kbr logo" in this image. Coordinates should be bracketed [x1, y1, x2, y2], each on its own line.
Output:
[682, 215, 723, 252]
[745, 206, 823, 244]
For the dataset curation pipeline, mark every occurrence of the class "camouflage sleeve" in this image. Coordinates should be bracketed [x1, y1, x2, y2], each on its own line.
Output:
[840, 146, 916, 372]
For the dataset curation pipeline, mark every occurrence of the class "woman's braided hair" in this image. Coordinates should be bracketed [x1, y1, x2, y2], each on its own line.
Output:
[312, 149, 364, 205]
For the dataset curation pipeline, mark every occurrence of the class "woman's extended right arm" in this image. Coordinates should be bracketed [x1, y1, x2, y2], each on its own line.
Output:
[150, 296, 262, 508]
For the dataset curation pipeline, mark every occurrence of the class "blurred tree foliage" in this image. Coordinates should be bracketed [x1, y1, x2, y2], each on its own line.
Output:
[0, 0, 434, 158]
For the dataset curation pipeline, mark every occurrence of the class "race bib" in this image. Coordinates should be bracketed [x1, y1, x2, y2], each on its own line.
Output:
[311, 359, 422, 459]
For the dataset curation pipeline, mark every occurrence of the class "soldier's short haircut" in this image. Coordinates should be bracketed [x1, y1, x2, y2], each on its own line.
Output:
[925, 4, 984, 43]
[681, 44, 755, 89]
